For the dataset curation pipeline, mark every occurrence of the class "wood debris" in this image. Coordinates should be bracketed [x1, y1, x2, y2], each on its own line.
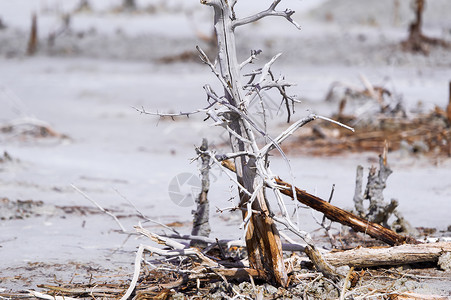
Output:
[283, 82, 451, 157]
[0, 118, 69, 141]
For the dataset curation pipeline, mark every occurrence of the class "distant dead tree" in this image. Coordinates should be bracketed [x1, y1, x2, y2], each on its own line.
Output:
[401, 0, 450, 54]
[0, 17, 6, 30]
[123, 0, 136, 10]
[26, 13, 38, 56]
[75, 0, 91, 12]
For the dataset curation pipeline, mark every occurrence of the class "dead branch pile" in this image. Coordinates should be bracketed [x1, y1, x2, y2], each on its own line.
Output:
[28, 230, 450, 299]
[283, 86, 451, 157]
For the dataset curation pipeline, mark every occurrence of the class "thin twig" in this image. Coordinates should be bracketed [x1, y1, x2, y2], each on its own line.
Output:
[340, 266, 355, 300]
[112, 187, 181, 236]
[71, 184, 127, 233]
[316, 115, 355, 132]
[232, 1, 301, 30]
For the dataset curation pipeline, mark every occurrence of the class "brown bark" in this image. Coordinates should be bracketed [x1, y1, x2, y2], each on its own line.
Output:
[325, 241, 451, 268]
[274, 177, 418, 246]
[241, 189, 287, 286]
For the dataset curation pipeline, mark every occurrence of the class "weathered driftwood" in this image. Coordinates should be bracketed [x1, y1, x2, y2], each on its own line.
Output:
[325, 241, 451, 268]
[363, 153, 395, 226]
[274, 177, 418, 246]
[191, 138, 211, 248]
[354, 149, 414, 234]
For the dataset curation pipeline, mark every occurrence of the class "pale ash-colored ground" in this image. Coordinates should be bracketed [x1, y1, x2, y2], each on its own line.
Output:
[1, 0, 451, 296]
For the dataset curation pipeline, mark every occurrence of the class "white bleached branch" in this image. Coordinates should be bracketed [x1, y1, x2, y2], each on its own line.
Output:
[132, 101, 216, 118]
[259, 114, 317, 155]
[196, 45, 233, 97]
[256, 53, 282, 86]
[232, 0, 301, 30]
[119, 244, 145, 300]
[316, 115, 355, 132]
[239, 49, 262, 69]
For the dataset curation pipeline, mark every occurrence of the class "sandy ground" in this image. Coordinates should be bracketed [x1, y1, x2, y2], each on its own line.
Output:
[1, 0, 451, 296]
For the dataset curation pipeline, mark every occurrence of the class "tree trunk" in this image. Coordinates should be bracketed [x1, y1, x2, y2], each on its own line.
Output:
[202, 0, 288, 286]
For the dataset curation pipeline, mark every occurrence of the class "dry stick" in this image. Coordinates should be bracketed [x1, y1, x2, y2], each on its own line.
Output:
[273, 178, 418, 246]
[28, 291, 78, 300]
[135, 225, 220, 267]
[71, 184, 128, 233]
[135, 224, 185, 250]
[119, 244, 144, 300]
[112, 187, 181, 236]
[304, 246, 340, 281]
[339, 266, 355, 300]
[37, 284, 125, 296]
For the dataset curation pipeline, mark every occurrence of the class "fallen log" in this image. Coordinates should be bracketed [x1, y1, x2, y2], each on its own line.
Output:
[274, 177, 418, 246]
[221, 159, 416, 246]
[324, 241, 451, 268]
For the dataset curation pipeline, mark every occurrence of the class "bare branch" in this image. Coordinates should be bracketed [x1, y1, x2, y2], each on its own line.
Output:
[256, 53, 282, 86]
[196, 45, 233, 97]
[214, 151, 255, 161]
[316, 115, 355, 132]
[119, 244, 144, 300]
[71, 184, 128, 233]
[132, 100, 216, 118]
[232, 1, 301, 30]
[134, 224, 186, 250]
[113, 188, 182, 236]
[239, 49, 262, 69]
[259, 114, 316, 155]
[210, 153, 253, 197]
[239, 182, 264, 230]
